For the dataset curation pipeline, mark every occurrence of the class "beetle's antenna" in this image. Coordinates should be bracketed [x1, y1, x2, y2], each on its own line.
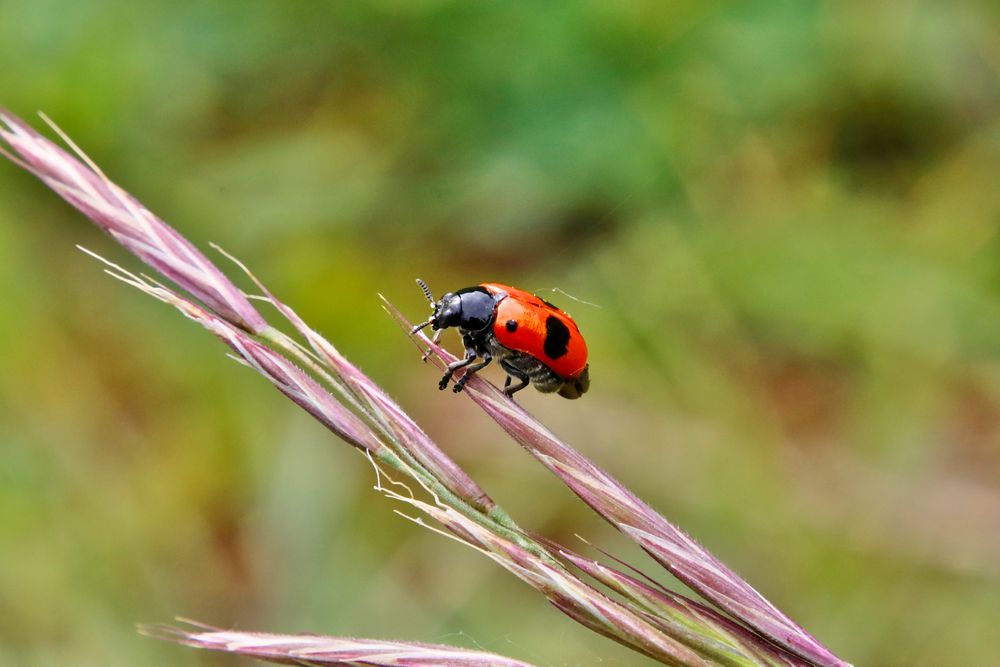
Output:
[409, 280, 437, 336]
[409, 319, 433, 335]
[416, 278, 435, 305]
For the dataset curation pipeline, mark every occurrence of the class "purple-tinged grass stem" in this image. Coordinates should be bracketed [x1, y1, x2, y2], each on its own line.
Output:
[1, 109, 850, 667]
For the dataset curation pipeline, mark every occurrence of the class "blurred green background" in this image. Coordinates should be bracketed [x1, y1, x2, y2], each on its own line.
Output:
[1, 2, 999, 666]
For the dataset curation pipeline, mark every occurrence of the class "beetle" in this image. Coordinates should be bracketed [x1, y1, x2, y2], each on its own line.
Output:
[409, 279, 590, 399]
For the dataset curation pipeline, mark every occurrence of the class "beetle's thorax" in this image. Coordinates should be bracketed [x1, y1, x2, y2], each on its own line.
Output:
[432, 287, 498, 333]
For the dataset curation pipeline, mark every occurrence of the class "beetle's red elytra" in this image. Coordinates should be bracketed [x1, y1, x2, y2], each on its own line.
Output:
[410, 280, 590, 399]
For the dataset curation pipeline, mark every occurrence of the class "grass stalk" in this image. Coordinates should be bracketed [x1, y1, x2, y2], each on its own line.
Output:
[0, 109, 849, 667]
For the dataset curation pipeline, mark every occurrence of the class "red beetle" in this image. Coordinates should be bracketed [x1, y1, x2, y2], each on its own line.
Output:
[410, 280, 590, 399]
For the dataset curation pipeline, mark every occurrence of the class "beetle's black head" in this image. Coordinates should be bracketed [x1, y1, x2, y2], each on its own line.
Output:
[411, 280, 496, 336]
[430, 291, 463, 330]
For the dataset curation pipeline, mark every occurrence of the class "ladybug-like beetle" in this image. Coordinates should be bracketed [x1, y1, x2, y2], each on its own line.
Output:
[410, 280, 590, 399]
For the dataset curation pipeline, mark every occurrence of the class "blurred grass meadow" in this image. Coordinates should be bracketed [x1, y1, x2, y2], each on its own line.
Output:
[1, 2, 999, 665]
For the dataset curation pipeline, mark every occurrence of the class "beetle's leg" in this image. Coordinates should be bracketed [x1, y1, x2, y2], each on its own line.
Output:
[421, 329, 443, 362]
[499, 360, 530, 397]
[453, 351, 492, 393]
[438, 336, 477, 390]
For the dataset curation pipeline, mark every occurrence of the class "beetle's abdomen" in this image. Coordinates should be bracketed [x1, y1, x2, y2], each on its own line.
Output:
[557, 364, 589, 399]
[500, 350, 565, 393]
[486, 337, 590, 399]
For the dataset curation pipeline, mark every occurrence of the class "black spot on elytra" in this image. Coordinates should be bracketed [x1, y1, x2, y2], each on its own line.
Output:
[543, 316, 571, 359]
[505, 319, 518, 333]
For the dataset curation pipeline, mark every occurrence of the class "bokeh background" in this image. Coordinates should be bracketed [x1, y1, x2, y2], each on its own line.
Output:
[1, 2, 999, 666]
